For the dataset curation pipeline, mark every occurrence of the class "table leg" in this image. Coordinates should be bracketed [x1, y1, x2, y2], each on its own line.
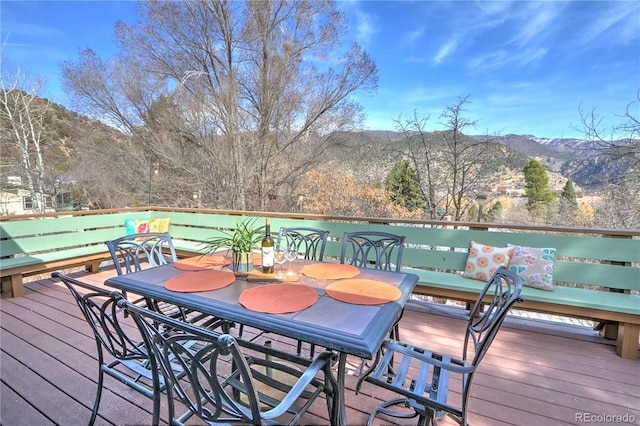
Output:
[332, 353, 347, 425]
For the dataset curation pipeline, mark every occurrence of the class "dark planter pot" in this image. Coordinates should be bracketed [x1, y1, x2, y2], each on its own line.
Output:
[232, 251, 253, 273]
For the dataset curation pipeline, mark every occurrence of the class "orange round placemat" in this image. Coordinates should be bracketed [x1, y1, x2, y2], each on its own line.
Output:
[325, 279, 402, 305]
[175, 255, 231, 271]
[164, 271, 236, 292]
[301, 263, 360, 280]
[239, 284, 318, 314]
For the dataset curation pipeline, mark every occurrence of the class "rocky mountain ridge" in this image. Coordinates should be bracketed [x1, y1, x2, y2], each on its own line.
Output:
[467, 133, 612, 189]
[361, 130, 609, 189]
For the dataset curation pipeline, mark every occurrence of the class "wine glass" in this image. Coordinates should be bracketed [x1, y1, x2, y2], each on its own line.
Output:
[274, 249, 287, 279]
[284, 248, 298, 276]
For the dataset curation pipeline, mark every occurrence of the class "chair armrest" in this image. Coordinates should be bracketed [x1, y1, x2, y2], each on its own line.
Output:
[406, 298, 471, 321]
[260, 350, 336, 419]
[381, 340, 475, 375]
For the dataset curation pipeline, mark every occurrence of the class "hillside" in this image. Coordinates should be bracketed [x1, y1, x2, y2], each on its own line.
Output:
[327, 130, 611, 191]
[2, 97, 607, 202]
[475, 134, 637, 189]
[1, 95, 125, 183]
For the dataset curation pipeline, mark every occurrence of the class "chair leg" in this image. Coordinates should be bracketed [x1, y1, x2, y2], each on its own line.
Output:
[151, 379, 161, 426]
[90, 359, 105, 425]
[366, 397, 422, 426]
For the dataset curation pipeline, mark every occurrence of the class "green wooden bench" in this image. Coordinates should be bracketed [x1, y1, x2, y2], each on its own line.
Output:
[157, 210, 640, 358]
[0, 211, 150, 297]
[397, 226, 639, 359]
[2, 208, 638, 359]
[0, 210, 243, 297]
[303, 219, 639, 359]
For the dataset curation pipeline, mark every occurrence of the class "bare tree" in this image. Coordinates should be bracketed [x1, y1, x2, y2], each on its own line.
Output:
[61, 0, 377, 211]
[575, 89, 640, 228]
[392, 110, 442, 219]
[394, 97, 502, 220]
[439, 96, 496, 221]
[0, 67, 50, 213]
[576, 89, 640, 187]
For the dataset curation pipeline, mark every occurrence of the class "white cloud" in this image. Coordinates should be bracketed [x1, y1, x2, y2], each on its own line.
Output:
[467, 49, 509, 71]
[512, 3, 562, 47]
[404, 27, 426, 47]
[433, 39, 457, 65]
[353, 9, 377, 47]
[396, 85, 465, 107]
[468, 46, 547, 72]
[580, 2, 640, 45]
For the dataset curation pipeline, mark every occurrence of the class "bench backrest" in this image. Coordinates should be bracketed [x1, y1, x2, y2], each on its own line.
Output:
[2, 209, 638, 293]
[0, 211, 149, 259]
[157, 210, 639, 293]
[400, 226, 639, 291]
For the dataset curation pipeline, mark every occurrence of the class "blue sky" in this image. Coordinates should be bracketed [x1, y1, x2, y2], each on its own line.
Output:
[2, 1, 639, 139]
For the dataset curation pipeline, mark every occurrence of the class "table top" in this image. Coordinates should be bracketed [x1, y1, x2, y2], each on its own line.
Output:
[105, 260, 418, 359]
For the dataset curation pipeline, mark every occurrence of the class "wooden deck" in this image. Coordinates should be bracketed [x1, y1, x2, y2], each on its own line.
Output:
[1, 267, 638, 426]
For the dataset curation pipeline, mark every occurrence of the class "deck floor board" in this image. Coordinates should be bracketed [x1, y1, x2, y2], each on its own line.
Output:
[1, 268, 638, 426]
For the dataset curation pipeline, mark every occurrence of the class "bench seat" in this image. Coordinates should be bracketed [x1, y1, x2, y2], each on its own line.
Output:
[408, 268, 640, 359]
[0, 211, 148, 298]
[1, 245, 112, 297]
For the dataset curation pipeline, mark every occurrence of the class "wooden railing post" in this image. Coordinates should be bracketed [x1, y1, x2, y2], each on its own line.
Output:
[600, 233, 632, 343]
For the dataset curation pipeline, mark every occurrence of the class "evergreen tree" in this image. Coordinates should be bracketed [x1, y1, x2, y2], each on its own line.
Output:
[557, 179, 579, 224]
[560, 180, 578, 208]
[484, 200, 504, 222]
[385, 160, 425, 211]
[523, 160, 556, 213]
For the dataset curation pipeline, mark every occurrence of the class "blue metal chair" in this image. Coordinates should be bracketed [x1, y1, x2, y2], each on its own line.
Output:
[105, 232, 177, 275]
[274, 226, 330, 356]
[340, 231, 406, 343]
[340, 231, 405, 272]
[277, 227, 330, 261]
[119, 298, 339, 426]
[356, 266, 524, 426]
[105, 233, 226, 330]
[105, 232, 190, 320]
[52, 272, 162, 425]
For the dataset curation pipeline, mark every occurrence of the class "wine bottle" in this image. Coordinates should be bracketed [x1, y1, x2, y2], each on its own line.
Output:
[261, 218, 274, 273]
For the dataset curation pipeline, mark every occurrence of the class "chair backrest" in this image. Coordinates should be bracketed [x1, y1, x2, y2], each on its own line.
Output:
[52, 272, 148, 363]
[277, 227, 330, 262]
[105, 232, 177, 276]
[118, 299, 266, 424]
[340, 231, 405, 272]
[464, 265, 523, 366]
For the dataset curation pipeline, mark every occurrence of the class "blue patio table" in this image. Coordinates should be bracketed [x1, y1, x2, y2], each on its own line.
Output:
[105, 259, 418, 425]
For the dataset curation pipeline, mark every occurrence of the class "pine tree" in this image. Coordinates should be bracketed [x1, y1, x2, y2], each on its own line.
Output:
[385, 160, 425, 211]
[560, 180, 578, 208]
[523, 160, 556, 213]
[484, 200, 504, 222]
[557, 179, 579, 224]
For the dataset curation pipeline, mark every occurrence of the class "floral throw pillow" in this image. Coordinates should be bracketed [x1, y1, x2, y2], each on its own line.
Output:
[463, 241, 514, 282]
[135, 218, 157, 234]
[133, 218, 171, 234]
[507, 244, 556, 291]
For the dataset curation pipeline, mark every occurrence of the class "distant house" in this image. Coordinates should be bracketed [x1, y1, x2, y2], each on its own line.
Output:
[0, 184, 57, 216]
[0, 176, 59, 215]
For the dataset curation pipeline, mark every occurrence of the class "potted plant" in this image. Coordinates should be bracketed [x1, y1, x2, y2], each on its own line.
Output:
[203, 217, 264, 274]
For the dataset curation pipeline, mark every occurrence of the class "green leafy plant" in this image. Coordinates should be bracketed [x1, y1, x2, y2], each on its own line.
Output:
[204, 217, 264, 254]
